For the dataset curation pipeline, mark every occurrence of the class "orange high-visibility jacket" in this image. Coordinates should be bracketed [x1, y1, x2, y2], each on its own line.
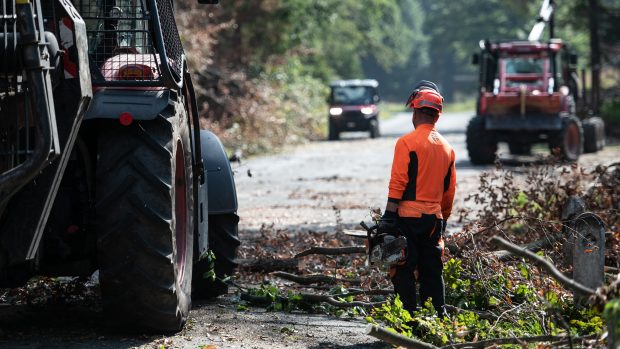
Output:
[388, 124, 456, 220]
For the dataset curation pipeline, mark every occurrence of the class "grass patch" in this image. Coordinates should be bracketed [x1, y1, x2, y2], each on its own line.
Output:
[379, 102, 408, 120]
[444, 98, 476, 113]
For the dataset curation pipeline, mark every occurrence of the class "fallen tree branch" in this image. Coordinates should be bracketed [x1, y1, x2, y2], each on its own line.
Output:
[271, 271, 361, 285]
[345, 288, 393, 296]
[605, 265, 620, 274]
[366, 325, 439, 349]
[240, 291, 384, 309]
[238, 258, 298, 273]
[489, 236, 596, 297]
[240, 292, 273, 306]
[441, 333, 599, 349]
[295, 246, 366, 258]
[301, 293, 384, 308]
[490, 232, 564, 261]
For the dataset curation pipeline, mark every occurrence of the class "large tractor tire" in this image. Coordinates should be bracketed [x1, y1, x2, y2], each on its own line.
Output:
[582, 117, 605, 154]
[466, 116, 497, 165]
[369, 119, 380, 139]
[193, 213, 240, 299]
[96, 103, 194, 332]
[328, 121, 340, 141]
[549, 116, 583, 162]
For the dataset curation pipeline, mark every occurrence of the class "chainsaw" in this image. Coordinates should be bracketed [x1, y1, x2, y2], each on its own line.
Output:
[344, 221, 407, 268]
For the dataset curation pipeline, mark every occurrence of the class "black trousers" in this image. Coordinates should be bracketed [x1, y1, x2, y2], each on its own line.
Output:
[390, 214, 445, 314]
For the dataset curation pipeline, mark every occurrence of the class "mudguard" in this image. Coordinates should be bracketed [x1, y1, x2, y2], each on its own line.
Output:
[200, 130, 238, 214]
[84, 89, 170, 121]
[195, 154, 209, 259]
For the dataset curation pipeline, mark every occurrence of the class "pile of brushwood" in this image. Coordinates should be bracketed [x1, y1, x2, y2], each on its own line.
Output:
[235, 159, 620, 348]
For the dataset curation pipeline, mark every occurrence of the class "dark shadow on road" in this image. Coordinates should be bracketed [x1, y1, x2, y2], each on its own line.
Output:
[0, 304, 154, 349]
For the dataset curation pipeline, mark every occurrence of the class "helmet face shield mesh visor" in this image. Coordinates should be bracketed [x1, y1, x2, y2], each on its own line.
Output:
[415, 99, 443, 112]
[408, 89, 444, 112]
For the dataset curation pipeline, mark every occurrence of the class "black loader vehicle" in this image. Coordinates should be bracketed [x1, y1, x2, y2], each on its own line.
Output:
[328, 79, 381, 140]
[467, 0, 605, 164]
[0, 0, 239, 332]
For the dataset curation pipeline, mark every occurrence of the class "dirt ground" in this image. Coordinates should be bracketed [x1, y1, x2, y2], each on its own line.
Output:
[1, 111, 618, 348]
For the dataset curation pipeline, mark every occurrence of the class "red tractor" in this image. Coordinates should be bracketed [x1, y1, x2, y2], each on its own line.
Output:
[0, 0, 238, 332]
[467, 1, 605, 164]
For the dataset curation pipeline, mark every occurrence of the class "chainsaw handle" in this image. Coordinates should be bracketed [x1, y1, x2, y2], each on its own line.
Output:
[359, 221, 377, 234]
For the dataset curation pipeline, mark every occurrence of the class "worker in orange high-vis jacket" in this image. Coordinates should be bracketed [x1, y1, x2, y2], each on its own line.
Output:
[379, 80, 456, 315]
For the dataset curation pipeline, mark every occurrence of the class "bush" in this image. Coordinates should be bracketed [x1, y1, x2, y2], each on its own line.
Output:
[602, 99, 620, 134]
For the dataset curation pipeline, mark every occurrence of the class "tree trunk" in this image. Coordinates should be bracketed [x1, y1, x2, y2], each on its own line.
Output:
[589, 0, 601, 114]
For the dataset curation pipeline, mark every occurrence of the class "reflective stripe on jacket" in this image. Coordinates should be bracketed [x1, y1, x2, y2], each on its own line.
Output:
[388, 124, 456, 219]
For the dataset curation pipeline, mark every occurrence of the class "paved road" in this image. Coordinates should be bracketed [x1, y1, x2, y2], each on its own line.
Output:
[235, 110, 481, 233]
[235, 110, 618, 235]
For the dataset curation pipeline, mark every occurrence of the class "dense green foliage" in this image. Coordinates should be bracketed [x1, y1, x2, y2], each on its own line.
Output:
[176, 0, 619, 152]
[367, 259, 605, 346]
[191, 0, 619, 101]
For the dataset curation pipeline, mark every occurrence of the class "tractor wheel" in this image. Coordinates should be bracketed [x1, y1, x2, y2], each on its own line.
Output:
[466, 116, 497, 165]
[582, 117, 605, 153]
[369, 119, 380, 139]
[549, 116, 583, 162]
[328, 121, 339, 141]
[193, 213, 240, 299]
[508, 143, 532, 155]
[96, 103, 194, 332]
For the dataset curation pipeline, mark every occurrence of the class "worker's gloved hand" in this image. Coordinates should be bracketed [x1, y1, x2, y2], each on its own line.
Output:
[441, 219, 447, 234]
[378, 211, 399, 235]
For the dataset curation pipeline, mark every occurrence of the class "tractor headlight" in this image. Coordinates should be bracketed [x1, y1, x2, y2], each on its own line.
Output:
[329, 107, 343, 116]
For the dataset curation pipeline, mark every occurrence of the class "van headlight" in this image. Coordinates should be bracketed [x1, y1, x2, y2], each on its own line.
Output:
[361, 107, 374, 115]
[329, 107, 343, 116]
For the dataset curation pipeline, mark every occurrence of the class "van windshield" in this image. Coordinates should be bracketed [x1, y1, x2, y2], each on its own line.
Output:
[331, 86, 376, 105]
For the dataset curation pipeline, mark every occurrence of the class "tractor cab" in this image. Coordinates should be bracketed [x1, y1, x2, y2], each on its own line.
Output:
[465, 38, 605, 164]
[473, 40, 576, 117]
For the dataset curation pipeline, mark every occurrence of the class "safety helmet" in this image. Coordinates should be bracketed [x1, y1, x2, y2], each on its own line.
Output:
[409, 89, 444, 112]
[405, 80, 443, 112]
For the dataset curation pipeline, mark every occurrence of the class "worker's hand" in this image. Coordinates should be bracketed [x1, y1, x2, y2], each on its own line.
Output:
[441, 219, 447, 234]
[378, 211, 399, 235]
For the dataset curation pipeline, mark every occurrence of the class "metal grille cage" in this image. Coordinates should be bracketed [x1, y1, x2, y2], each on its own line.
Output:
[76, 0, 158, 84]
[155, 0, 184, 83]
[76, 0, 184, 88]
[0, 0, 37, 175]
